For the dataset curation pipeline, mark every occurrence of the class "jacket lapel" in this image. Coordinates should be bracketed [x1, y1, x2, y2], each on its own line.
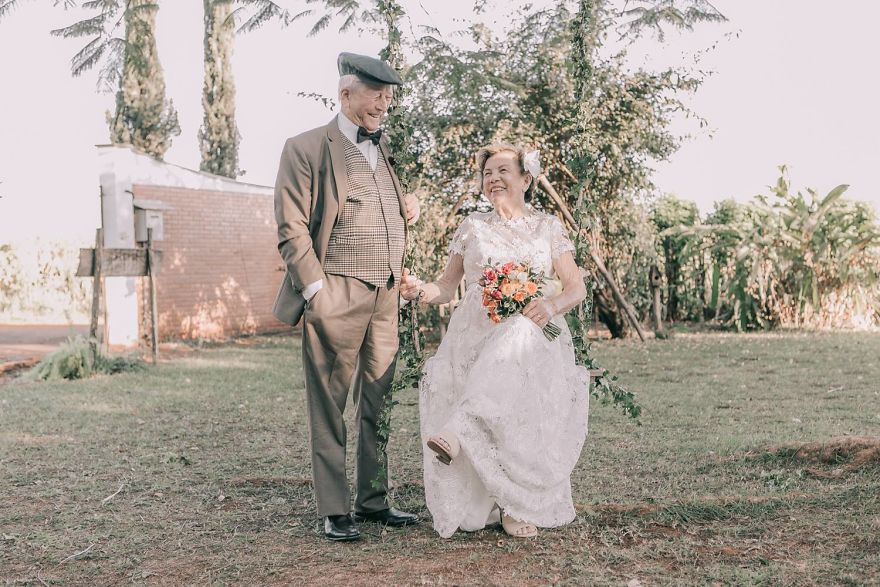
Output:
[326, 116, 349, 225]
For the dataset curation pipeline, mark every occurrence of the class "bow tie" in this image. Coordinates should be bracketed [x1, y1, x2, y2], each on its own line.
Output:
[356, 126, 382, 145]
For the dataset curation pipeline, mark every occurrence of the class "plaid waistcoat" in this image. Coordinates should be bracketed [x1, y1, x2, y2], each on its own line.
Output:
[322, 138, 406, 287]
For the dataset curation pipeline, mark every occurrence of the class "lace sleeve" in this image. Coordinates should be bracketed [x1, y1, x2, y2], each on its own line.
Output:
[448, 216, 471, 257]
[549, 215, 575, 258]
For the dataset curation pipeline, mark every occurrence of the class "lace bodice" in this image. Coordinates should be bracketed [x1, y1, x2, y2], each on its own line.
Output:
[448, 210, 575, 286]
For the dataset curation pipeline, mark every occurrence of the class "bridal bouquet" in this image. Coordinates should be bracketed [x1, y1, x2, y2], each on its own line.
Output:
[479, 259, 561, 341]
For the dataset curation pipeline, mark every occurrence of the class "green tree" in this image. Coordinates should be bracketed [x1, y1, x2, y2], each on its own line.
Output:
[567, 0, 724, 337]
[108, 0, 179, 158]
[652, 193, 700, 321]
[49, 0, 180, 159]
[199, 0, 241, 177]
[671, 168, 880, 330]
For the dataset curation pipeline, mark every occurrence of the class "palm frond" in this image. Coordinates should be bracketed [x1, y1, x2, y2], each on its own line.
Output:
[619, 0, 726, 42]
[51, 12, 108, 38]
[0, 0, 24, 20]
[308, 12, 332, 36]
[81, 0, 120, 10]
[69, 35, 106, 75]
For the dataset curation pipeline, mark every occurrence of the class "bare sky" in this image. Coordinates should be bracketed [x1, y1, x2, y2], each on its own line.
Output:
[1, 0, 878, 243]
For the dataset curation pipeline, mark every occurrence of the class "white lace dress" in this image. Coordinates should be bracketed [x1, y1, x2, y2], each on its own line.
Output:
[419, 210, 591, 538]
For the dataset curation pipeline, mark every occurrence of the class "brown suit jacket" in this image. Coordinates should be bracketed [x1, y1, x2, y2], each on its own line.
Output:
[272, 116, 407, 326]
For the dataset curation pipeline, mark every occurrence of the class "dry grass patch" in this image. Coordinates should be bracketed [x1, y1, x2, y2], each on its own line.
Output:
[746, 435, 880, 478]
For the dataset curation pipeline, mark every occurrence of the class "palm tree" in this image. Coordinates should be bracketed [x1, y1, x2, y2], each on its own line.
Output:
[50, 0, 180, 159]
[199, 0, 241, 177]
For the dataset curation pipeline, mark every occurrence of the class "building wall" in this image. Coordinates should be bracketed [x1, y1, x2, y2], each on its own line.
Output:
[133, 184, 288, 340]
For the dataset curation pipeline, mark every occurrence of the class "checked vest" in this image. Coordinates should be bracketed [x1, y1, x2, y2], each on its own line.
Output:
[322, 138, 406, 287]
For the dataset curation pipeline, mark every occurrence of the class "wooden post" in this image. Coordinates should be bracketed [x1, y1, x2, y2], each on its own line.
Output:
[88, 229, 104, 360]
[146, 228, 159, 364]
[536, 174, 647, 342]
[649, 264, 663, 335]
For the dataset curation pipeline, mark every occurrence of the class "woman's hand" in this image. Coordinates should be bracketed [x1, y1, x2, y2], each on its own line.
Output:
[400, 268, 424, 301]
[522, 298, 556, 328]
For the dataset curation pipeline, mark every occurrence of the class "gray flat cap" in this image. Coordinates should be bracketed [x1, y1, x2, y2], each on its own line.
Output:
[337, 52, 402, 86]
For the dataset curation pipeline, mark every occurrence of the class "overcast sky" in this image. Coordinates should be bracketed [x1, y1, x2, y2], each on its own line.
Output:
[1, 0, 878, 243]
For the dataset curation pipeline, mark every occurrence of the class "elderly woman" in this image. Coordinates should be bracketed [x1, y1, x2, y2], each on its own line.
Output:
[400, 144, 591, 538]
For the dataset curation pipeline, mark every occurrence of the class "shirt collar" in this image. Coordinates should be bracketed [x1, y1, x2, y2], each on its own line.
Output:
[338, 112, 364, 145]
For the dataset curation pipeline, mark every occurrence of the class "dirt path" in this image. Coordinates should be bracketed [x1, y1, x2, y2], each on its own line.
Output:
[0, 323, 89, 368]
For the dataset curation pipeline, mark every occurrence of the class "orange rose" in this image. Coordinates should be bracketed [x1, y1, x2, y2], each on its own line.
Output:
[490, 313, 502, 323]
[486, 300, 497, 311]
[513, 291, 526, 302]
[500, 282, 516, 297]
[500, 278, 510, 287]
[525, 281, 538, 295]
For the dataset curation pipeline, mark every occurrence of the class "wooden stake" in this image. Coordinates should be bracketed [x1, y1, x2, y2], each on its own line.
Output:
[88, 229, 103, 360]
[536, 175, 647, 342]
[146, 228, 159, 364]
[649, 265, 663, 334]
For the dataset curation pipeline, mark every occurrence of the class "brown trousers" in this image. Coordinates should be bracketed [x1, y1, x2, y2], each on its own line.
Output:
[301, 273, 399, 516]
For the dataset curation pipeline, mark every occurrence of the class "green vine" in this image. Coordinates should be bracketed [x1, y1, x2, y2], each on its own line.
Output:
[373, 0, 421, 491]
[375, 1, 646, 494]
[568, 0, 641, 421]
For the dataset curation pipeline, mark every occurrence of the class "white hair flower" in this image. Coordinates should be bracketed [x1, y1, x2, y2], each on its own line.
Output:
[523, 150, 542, 178]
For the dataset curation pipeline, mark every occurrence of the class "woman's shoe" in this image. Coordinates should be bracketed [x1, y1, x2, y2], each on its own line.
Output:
[500, 510, 538, 538]
[426, 432, 460, 465]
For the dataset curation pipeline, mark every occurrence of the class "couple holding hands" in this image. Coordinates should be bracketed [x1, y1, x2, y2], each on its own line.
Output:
[273, 52, 590, 541]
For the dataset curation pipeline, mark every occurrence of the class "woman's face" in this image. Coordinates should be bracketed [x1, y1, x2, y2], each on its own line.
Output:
[481, 151, 530, 207]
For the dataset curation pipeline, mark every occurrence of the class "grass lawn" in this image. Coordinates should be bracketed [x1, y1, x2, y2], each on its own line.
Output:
[1, 331, 879, 586]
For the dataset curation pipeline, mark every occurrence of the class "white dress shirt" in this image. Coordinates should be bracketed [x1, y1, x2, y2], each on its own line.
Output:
[301, 113, 381, 302]
[337, 111, 379, 171]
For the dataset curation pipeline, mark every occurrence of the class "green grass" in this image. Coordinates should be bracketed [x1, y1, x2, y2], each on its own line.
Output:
[1, 331, 879, 585]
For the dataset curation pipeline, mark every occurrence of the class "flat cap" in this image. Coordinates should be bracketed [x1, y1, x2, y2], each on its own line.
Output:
[337, 52, 402, 86]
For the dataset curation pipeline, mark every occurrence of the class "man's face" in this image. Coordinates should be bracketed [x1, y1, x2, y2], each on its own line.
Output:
[341, 81, 394, 132]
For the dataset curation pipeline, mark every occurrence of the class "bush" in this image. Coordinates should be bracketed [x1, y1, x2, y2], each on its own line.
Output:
[29, 336, 147, 381]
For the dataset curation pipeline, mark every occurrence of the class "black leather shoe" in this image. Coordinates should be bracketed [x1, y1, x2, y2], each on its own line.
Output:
[352, 507, 420, 527]
[323, 514, 360, 541]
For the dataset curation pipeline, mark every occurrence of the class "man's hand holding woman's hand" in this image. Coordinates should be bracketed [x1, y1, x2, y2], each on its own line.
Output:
[400, 268, 424, 301]
[404, 194, 420, 225]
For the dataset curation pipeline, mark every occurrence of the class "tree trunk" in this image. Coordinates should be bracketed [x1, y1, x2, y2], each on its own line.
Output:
[199, 0, 240, 178]
[664, 242, 679, 322]
[594, 285, 630, 338]
[109, 0, 180, 159]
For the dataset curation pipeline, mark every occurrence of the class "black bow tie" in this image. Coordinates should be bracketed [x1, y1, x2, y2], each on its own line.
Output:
[356, 126, 382, 145]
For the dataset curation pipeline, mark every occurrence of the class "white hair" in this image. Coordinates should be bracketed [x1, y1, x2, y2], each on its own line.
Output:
[338, 74, 364, 96]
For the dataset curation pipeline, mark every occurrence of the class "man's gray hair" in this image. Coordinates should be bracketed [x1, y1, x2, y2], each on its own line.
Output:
[338, 74, 364, 96]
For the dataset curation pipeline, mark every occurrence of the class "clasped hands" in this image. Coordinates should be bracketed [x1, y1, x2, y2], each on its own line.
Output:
[404, 194, 420, 225]
[400, 269, 556, 328]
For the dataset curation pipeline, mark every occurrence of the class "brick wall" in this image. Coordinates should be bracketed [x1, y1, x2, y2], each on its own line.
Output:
[133, 184, 288, 341]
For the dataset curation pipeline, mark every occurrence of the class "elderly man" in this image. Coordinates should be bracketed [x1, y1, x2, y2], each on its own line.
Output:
[272, 52, 420, 541]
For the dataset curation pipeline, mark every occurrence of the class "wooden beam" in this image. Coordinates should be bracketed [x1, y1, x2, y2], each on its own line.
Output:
[77, 248, 162, 277]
